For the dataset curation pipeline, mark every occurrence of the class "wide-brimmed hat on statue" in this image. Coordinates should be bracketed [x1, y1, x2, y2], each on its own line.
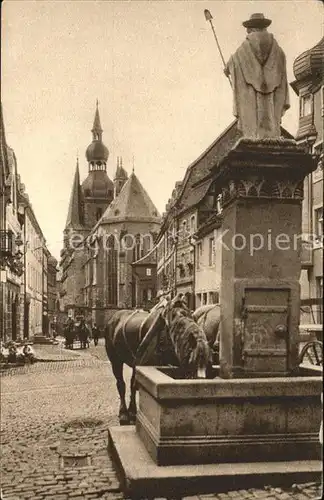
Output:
[243, 13, 272, 29]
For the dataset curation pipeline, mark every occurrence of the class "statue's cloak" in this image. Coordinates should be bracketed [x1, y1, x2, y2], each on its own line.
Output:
[226, 31, 290, 138]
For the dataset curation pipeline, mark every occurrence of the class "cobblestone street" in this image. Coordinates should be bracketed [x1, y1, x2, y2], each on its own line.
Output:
[1, 341, 322, 500]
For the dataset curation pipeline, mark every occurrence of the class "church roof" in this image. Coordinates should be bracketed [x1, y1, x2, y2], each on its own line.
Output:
[65, 161, 84, 229]
[99, 172, 161, 224]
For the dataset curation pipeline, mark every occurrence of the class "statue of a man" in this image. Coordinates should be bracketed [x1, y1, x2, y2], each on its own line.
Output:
[224, 13, 290, 139]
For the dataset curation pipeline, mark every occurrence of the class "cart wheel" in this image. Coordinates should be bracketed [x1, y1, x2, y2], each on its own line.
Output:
[299, 340, 323, 366]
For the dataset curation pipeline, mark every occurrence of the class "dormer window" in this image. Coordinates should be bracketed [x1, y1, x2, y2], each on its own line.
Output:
[300, 94, 312, 118]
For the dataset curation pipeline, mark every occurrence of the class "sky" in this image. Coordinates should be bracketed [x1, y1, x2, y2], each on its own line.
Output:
[1, 0, 323, 259]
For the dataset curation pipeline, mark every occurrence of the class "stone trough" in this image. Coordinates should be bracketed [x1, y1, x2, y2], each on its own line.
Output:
[135, 366, 322, 466]
[108, 365, 322, 498]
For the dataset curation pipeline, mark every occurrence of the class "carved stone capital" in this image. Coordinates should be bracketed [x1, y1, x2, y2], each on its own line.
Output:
[221, 178, 304, 207]
[214, 138, 315, 208]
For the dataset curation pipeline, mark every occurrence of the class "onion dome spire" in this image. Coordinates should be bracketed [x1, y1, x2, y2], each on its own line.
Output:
[85, 101, 109, 169]
[92, 99, 103, 141]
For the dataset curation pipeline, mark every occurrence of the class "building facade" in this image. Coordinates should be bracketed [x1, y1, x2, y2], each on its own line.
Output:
[132, 249, 157, 310]
[194, 213, 222, 308]
[47, 255, 58, 334]
[19, 197, 48, 338]
[0, 106, 24, 341]
[291, 35, 324, 324]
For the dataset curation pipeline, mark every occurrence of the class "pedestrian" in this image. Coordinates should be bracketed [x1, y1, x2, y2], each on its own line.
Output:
[23, 343, 36, 364]
[92, 323, 99, 346]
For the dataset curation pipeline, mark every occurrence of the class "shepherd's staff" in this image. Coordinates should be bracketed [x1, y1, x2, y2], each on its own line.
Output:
[204, 9, 232, 88]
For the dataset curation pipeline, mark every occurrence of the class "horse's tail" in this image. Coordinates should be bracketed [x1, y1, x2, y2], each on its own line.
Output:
[104, 313, 121, 361]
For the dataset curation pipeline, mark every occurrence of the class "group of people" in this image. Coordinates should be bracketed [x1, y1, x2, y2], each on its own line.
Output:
[63, 317, 101, 349]
[0, 341, 36, 365]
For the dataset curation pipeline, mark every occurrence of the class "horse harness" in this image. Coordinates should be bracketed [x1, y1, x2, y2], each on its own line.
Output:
[120, 301, 167, 364]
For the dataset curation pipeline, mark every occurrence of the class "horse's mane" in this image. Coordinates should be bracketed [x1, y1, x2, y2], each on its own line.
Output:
[168, 313, 210, 367]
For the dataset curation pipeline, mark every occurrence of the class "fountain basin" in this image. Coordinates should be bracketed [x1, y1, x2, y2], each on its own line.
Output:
[136, 365, 322, 466]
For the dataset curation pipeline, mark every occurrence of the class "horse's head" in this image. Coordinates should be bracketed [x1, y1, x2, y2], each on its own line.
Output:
[161, 294, 212, 378]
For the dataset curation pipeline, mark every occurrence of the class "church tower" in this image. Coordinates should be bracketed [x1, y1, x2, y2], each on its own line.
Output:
[63, 157, 86, 249]
[113, 156, 128, 198]
[82, 102, 114, 226]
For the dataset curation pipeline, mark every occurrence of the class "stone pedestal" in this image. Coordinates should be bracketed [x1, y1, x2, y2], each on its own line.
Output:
[108, 139, 322, 498]
[213, 139, 316, 378]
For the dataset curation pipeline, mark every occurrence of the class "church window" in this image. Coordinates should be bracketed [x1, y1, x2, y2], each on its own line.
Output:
[300, 94, 312, 117]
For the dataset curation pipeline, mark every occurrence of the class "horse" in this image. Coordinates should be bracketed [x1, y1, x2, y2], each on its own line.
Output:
[64, 319, 75, 349]
[193, 304, 221, 363]
[76, 320, 90, 349]
[105, 294, 212, 425]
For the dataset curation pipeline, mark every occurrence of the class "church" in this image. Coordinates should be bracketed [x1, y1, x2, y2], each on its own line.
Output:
[59, 104, 161, 326]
